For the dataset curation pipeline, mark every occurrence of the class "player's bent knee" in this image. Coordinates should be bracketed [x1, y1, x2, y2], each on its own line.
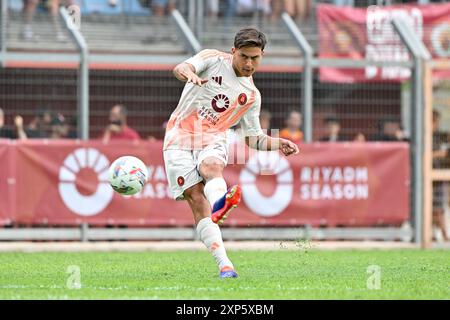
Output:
[199, 159, 225, 181]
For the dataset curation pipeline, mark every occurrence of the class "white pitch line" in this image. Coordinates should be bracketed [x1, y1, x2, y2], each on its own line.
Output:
[0, 241, 420, 252]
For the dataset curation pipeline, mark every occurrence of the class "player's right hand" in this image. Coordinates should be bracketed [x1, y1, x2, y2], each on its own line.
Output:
[179, 68, 208, 86]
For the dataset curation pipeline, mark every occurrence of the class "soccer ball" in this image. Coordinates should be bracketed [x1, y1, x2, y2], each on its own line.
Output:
[108, 156, 148, 195]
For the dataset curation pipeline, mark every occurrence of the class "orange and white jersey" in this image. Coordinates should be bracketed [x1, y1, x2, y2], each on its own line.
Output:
[163, 49, 263, 150]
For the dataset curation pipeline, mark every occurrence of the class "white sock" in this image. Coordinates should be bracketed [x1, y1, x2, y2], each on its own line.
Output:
[204, 177, 227, 208]
[196, 217, 233, 270]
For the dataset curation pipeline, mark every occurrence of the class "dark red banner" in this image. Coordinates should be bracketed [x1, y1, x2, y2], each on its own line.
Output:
[318, 3, 450, 82]
[0, 140, 410, 227]
[0, 140, 15, 225]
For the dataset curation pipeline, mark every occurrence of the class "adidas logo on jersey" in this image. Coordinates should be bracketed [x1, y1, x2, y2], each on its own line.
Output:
[212, 76, 222, 85]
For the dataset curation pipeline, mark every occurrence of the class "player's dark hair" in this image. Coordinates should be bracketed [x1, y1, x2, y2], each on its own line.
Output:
[234, 27, 267, 51]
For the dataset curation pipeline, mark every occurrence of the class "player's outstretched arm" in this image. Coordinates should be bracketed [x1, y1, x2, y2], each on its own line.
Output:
[173, 62, 208, 86]
[245, 134, 299, 156]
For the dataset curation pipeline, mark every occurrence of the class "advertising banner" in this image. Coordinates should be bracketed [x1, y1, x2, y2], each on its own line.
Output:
[0, 140, 410, 227]
[318, 3, 450, 82]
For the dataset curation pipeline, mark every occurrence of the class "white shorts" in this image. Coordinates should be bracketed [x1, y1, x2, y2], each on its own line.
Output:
[163, 142, 228, 200]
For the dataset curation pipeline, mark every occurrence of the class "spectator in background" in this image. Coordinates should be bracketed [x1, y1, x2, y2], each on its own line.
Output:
[353, 132, 366, 142]
[235, 0, 270, 18]
[225, 0, 238, 19]
[236, 0, 255, 17]
[65, 116, 78, 139]
[280, 110, 303, 143]
[26, 109, 53, 138]
[207, 0, 219, 20]
[256, 0, 271, 19]
[101, 104, 140, 143]
[21, 0, 39, 40]
[141, 0, 177, 43]
[432, 110, 449, 242]
[50, 113, 70, 139]
[270, 0, 283, 23]
[0, 108, 27, 139]
[319, 116, 344, 142]
[378, 119, 408, 142]
[284, 0, 310, 23]
[151, 0, 176, 16]
[21, 0, 75, 41]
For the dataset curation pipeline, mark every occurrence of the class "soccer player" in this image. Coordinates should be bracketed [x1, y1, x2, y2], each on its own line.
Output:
[163, 27, 299, 278]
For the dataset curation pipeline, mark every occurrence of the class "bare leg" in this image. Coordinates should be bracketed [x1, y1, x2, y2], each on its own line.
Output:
[49, 0, 66, 41]
[283, 0, 295, 19]
[22, 0, 38, 39]
[184, 183, 211, 225]
[271, 0, 283, 23]
[23, 0, 38, 24]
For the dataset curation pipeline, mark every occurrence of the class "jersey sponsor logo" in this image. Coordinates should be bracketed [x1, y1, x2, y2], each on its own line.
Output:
[212, 76, 222, 85]
[177, 176, 185, 186]
[238, 93, 247, 105]
[211, 94, 230, 113]
[199, 106, 219, 125]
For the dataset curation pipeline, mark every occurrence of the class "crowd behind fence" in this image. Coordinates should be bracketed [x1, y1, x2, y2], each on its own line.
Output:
[0, 66, 414, 143]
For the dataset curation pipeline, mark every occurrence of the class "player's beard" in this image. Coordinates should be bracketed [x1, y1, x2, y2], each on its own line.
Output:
[241, 68, 254, 77]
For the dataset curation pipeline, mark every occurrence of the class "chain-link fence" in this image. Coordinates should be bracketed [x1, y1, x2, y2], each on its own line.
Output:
[0, 66, 304, 141]
[0, 67, 78, 139]
[312, 76, 403, 142]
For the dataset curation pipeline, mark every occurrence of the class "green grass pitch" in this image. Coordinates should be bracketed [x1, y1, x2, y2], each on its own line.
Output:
[0, 249, 448, 299]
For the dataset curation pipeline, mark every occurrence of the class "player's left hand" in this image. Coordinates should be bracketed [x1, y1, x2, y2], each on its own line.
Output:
[279, 138, 299, 156]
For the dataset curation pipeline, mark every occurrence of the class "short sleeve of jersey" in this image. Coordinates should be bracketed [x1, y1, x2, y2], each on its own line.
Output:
[184, 49, 221, 75]
[240, 92, 263, 137]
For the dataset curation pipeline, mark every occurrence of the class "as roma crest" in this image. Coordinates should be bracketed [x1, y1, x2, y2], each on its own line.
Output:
[238, 93, 248, 105]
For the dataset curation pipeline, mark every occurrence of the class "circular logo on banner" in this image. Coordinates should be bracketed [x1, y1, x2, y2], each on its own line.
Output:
[239, 151, 293, 217]
[238, 93, 247, 105]
[211, 94, 230, 113]
[58, 148, 113, 216]
[431, 23, 450, 58]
